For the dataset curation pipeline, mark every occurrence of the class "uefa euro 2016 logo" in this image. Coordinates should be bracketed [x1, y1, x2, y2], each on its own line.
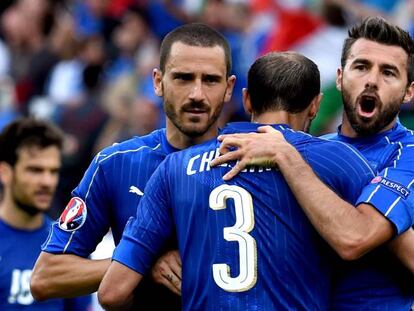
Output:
[58, 197, 87, 232]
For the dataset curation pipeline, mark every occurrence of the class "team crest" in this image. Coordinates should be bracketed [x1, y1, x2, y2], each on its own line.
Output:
[59, 197, 87, 231]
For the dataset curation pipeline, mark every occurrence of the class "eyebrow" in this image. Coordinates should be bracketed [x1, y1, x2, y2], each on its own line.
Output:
[352, 58, 400, 73]
[171, 71, 223, 80]
[171, 71, 194, 78]
[351, 58, 400, 73]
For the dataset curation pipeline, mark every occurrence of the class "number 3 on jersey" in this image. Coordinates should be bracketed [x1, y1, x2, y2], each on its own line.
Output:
[209, 184, 257, 292]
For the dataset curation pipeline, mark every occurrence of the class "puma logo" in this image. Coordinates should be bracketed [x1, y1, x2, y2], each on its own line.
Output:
[129, 186, 144, 196]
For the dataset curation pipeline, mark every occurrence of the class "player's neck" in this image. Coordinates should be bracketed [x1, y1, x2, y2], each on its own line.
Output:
[0, 195, 44, 230]
[166, 123, 218, 149]
[252, 111, 306, 131]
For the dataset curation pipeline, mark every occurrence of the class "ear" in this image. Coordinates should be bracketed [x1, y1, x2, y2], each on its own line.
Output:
[224, 75, 236, 103]
[242, 88, 252, 115]
[0, 162, 13, 186]
[152, 68, 163, 97]
[403, 81, 414, 103]
[308, 93, 323, 120]
[336, 67, 343, 92]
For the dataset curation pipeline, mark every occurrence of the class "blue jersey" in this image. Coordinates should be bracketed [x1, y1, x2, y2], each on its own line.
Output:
[42, 128, 181, 309]
[0, 217, 90, 311]
[114, 122, 374, 311]
[325, 122, 414, 310]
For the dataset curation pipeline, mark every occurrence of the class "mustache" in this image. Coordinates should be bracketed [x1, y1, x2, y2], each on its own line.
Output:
[359, 86, 380, 98]
[181, 101, 210, 112]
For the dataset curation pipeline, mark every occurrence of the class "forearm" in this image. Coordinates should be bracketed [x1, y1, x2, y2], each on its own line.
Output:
[274, 147, 393, 259]
[98, 261, 143, 310]
[31, 251, 110, 300]
[388, 228, 414, 273]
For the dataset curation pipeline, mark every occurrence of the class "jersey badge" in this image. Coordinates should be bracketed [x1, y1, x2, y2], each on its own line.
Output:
[59, 197, 87, 231]
[370, 176, 410, 199]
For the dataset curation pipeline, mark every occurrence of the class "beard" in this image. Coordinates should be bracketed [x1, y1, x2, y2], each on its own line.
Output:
[342, 87, 401, 136]
[164, 99, 224, 138]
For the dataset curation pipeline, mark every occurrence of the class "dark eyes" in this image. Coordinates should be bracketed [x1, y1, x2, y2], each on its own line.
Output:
[354, 65, 396, 77]
[204, 76, 220, 83]
[173, 74, 221, 83]
[354, 64, 366, 71]
[383, 70, 396, 77]
[174, 74, 192, 81]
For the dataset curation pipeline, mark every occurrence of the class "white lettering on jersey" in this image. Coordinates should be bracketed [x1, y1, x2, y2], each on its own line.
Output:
[186, 148, 271, 176]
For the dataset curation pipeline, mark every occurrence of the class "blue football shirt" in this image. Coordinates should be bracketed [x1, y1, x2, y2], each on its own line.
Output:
[0, 217, 90, 311]
[114, 122, 374, 311]
[325, 122, 414, 310]
[42, 128, 181, 309]
[43, 129, 177, 255]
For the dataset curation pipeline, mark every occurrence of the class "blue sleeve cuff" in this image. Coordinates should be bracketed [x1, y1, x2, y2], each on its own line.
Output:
[357, 184, 414, 234]
[112, 234, 155, 276]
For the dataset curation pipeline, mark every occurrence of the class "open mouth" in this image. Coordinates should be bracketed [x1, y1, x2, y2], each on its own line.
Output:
[357, 95, 378, 118]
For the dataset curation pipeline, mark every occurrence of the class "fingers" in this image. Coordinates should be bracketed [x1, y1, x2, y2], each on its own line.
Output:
[257, 126, 285, 140]
[164, 273, 181, 296]
[257, 125, 277, 133]
[222, 160, 246, 181]
[151, 250, 182, 295]
[210, 150, 241, 167]
[170, 251, 182, 279]
[154, 265, 181, 296]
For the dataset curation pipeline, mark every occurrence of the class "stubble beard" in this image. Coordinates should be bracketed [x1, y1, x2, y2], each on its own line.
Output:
[164, 99, 224, 138]
[342, 87, 401, 137]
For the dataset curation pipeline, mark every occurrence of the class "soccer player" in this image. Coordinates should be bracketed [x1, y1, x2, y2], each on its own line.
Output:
[211, 17, 414, 309]
[98, 51, 375, 310]
[30, 23, 235, 309]
[0, 118, 91, 310]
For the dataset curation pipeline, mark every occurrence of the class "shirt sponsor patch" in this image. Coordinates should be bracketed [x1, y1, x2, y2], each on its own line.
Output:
[58, 197, 87, 231]
[370, 176, 411, 199]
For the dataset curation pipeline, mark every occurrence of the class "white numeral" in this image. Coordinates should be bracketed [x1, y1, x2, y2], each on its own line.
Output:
[209, 184, 257, 292]
[8, 269, 34, 305]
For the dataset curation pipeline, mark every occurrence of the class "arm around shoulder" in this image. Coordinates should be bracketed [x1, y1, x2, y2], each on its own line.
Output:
[31, 251, 110, 300]
[273, 146, 394, 260]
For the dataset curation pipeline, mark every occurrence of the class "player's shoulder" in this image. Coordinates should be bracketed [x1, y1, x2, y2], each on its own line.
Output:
[304, 133, 367, 161]
[398, 126, 414, 145]
[383, 122, 414, 145]
[93, 129, 166, 165]
[283, 128, 342, 150]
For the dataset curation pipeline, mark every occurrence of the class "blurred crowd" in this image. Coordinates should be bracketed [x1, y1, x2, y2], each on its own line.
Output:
[1, 0, 414, 217]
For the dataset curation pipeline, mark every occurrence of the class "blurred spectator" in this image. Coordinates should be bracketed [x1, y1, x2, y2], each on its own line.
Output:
[0, 117, 91, 310]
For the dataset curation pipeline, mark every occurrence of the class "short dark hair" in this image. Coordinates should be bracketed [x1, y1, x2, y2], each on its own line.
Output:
[0, 118, 63, 166]
[247, 51, 320, 115]
[341, 16, 414, 83]
[159, 23, 232, 76]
